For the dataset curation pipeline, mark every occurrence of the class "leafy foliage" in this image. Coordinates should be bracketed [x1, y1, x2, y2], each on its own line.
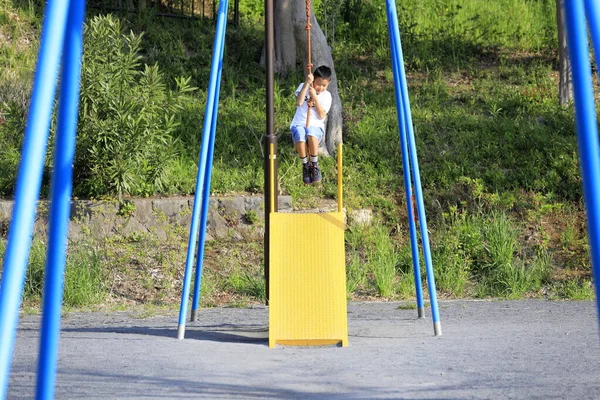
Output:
[76, 14, 195, 198]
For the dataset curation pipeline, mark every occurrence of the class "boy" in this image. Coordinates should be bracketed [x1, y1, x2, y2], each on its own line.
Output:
[290, 65, 332, 184]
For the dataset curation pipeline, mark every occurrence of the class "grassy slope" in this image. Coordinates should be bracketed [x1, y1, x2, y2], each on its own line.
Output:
[0, 0, 595, 309]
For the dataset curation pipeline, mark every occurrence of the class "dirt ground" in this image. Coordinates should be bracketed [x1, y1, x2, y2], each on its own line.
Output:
[7, 300, 600, 399]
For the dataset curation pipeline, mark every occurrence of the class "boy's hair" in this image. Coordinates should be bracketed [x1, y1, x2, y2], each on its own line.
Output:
[314, 65, 332, 80]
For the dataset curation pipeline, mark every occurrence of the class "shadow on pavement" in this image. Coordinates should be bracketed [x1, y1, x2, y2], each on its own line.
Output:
[61, 323, 269, 344]
[55, 369, 456, 400]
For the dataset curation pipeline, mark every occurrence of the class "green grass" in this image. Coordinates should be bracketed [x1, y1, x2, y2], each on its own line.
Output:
[63, 245, 106, 307]
[396, 0, 556, 50]
[395, 244, 418, 299]
[23, 239, 46, 300]
[15, 238, 107, 307]
[226, 267, 266, 300]
[370, 224, 397, 297]
[555, 279, 595, 300]
[397, 302, 430, 310]
[475, 213, 551, 298]
[346, 253, 366, 296]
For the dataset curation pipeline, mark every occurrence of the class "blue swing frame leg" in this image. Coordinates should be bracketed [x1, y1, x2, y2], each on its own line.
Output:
[386, 12, 424, 318]
[386, 0, 441, 335]
[0, 1, 72, 398]
[565, 0, 600, 334]
[585, 0, 600, 73]
[177, 0, 229, 337]
[191, 10, 227, 321]
[36, 1, 86, 399]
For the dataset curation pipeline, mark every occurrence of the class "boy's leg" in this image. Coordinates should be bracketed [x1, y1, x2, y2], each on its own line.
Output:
[306, 127, 324, 183]
[291, 126, 312, 184]
[294, 141, 307, 158]
[306, 136, 319, 158]
[292, 126, 309, 157]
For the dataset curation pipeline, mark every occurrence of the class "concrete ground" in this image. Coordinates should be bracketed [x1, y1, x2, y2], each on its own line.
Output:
[7, 300, 600, 399]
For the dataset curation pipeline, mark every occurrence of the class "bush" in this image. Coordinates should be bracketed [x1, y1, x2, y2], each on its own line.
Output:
[0, 72, 33, 197]
[75, 14, 195, 198]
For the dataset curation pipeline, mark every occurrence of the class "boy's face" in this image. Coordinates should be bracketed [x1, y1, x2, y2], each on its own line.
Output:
[313, 77, 331, 95]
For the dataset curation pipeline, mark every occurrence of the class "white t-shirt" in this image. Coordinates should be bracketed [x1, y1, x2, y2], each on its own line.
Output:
[289, 83, 332, 130]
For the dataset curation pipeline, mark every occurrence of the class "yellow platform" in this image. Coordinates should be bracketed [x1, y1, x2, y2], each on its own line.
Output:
[268, 211, 348, 348]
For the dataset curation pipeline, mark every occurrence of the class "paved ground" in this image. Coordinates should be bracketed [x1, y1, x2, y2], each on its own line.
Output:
[7, 300, 600, 399]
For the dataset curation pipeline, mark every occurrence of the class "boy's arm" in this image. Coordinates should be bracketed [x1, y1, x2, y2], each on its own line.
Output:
[296, 74, 314, 106]
[296, 84, 310, 106]
[309, 88, 329, 120]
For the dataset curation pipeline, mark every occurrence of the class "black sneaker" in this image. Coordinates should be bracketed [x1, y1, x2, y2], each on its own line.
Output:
[311, 164, 322, 183]
[302, 163, 312, 184]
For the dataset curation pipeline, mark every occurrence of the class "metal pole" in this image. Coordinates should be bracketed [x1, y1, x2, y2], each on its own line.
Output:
[177, 0, 229, 339]
[386, 2, 425, 319]
[234, 0, 239, 27]
[0, 1, 70, 397]
[190, 1, 228, 321]
[337, 143, 343, 212]
[263, 0, 276, 304]
[270, 144, 275, 213]
[565, 0, 600, 334]
[36, 1, 85, 399]
[585, 0, 600, 75]
[386, 0, 441, 335]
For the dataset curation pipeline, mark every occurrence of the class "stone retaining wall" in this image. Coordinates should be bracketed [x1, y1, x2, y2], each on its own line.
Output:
[0, 196, 294, 242]
[0, 196, 373, 243]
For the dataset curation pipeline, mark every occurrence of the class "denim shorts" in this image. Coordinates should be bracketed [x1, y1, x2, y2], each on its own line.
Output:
[291, 125, 324, 144]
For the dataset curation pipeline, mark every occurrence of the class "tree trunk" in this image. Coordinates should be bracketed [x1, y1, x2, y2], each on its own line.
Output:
[271, 0, 343, 155]
[273, 0, 296, 74]
[557, 0, 573, 106]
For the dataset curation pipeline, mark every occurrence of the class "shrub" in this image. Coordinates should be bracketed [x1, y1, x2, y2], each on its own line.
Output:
[75, 14, 195, 198]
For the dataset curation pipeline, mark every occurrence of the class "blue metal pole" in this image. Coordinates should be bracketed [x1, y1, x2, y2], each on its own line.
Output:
[36, 1, 85, 399]
[386, 0, 441, 336]
[0, 1, 71, 397]
[386, 13, 425, 318]
[585, 0, 600, 75]
[177, 0, 229, 338]
[564, 0, 600, 333]
[191, 0, 228, 321]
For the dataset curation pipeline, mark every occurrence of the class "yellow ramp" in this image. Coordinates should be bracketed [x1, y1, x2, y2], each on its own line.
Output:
[269, 211, 348, 348]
